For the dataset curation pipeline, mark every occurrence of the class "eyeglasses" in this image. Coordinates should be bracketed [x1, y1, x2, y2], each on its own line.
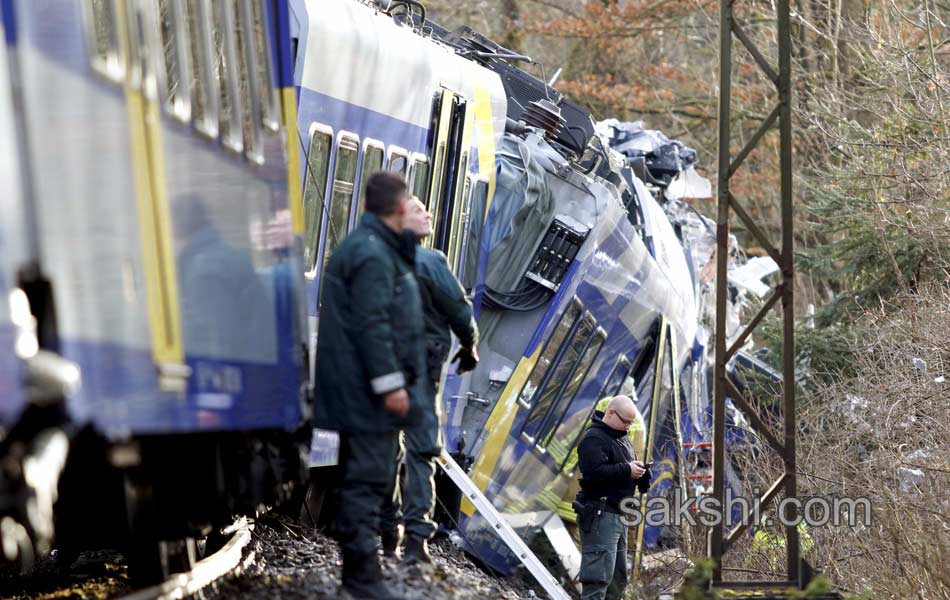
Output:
[612, 409, 635, 427]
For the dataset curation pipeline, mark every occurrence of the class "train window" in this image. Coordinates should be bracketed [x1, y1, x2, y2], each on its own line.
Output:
[516, 298, 583, 410]
[157, 0, 192, 121]
[522, 313, 596, 445]
[354, 141, 385, 224]
[642, 325, 673, 430]
[233, 0, 263, 163]
[211, 0, 244, 152]
[302, 125, 333, 273]
[426, 141, 447, 248]
[323, 134, 360, 271]
[83, 0, 124, 82]
[387, 148, 409, 176]
[557, 353, 631, 473]
[184, 0, 219, 137]
[539, 326, 607, 449]
[409, 156, 430, 205]
[445, 156, 470, 274]
[604, 355, 632, 399]
[250, 0, 280, 131]
[461, 178, 489, 291]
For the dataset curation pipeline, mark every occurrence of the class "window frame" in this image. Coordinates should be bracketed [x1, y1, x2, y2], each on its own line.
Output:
[81, 0, 125, 83]
[516, 297, 585, 411]
[318, 131, 360, 274]
[235, 0, 265, 164]
[154, 0, 193, 122]
[387, 146, 409, 176]
[184, 0, 220, 139]
[520, 312, 605, 451]
[558, 353, 631, 474]
[250, 0, 280, 132]
[212, 0, 244, 153]
[302, 122, 335, 279]
[352, 138, 386, 228]
[408, 153, 430, 206]
[460, 175, 490, 291]
[445, 156, 471, 275]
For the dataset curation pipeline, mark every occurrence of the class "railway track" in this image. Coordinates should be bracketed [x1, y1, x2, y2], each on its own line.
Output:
[117, 518, 254, 600]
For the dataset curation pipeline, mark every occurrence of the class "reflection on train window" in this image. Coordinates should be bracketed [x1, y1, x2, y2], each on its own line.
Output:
[302, 127, 333, 272]
[157, 0, 190, 120]
[84, 0, 123, 82]
[516, 298, 583, 409]
[461, 178, 489, 291]
[354, 142, 385, 224]
[410, 157, 430, 206]
[183, 0, 218, 137]
[388, 150, 408, 176]
[250, 0, 280, 131]
[522, 313, 596, 443]
[211, 1, 244, 152]
[324, 135, 359, 271]
[232, 0, 261, 162]
[539, 326, 607, 448]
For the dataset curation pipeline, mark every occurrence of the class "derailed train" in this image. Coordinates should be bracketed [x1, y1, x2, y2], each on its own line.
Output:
[291, 0, 762, 579]
[0, 0, 766, 587]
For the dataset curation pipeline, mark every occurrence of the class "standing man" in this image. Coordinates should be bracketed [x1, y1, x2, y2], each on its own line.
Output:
[574, 395, 651, 600]
[314, 172, 425, 600]
[380, 197, 479, 563]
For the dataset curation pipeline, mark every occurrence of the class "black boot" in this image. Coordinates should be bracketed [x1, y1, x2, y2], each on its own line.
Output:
[380, 527, 402, 558]
[340, 553, 407, 600]
[403, 536, 432, 564]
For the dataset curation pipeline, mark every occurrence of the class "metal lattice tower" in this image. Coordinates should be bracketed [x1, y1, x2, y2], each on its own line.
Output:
[710, 0, 799, 589]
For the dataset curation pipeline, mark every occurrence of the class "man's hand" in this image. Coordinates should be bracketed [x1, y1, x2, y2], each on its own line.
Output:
[452, 346, 479, 374]
[383, 388, 410, 418]
[629, 460, 646, 479]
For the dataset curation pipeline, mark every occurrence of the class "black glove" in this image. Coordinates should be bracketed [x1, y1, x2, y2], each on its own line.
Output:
[452, 346, 479, 374]
[637, 465, 652, 494]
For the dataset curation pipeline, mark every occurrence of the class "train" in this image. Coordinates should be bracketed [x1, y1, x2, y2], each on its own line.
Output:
[0, 0, 309, 583]
[0, 0, 770, 590]
[291, 0, 763, 582]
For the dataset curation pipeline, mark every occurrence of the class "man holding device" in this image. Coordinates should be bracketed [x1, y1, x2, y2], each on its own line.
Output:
[574, 395, 652, 600]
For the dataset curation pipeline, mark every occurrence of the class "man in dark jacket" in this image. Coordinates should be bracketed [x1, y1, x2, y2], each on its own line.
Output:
[379, 198, 479, 562]
[575, 395, 649, 600]
[314, 172, 425, 600]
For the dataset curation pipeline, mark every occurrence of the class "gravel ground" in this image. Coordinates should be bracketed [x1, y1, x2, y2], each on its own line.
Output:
[204, 516, 545, 600]
[0, 550, 130, 600]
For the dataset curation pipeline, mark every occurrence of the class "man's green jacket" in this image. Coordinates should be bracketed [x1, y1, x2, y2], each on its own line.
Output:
[415, 246, 477, 378]
[314, 213, 426, 433]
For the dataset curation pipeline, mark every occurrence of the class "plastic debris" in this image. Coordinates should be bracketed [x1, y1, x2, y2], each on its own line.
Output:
[912, 357, 927, 371]
[897, 466, 925, 492]
[729, 256, 780, 299]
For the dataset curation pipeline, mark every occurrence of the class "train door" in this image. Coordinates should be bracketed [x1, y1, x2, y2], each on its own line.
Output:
[424, 88, 472, 263]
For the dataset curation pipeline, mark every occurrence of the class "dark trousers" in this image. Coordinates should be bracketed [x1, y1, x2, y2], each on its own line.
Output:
[579, 511, 628, 600]
[336, 431, 400, 573]
[380, 381, 442, 541]
[379, 419, 442, 540]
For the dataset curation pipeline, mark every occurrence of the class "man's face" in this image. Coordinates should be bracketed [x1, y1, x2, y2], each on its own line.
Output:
[604, 399, 638, 432]
[404, 197, 433, 239]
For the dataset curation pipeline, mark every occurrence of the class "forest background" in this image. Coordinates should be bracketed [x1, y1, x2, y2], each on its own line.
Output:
[423, 1, 949, 598]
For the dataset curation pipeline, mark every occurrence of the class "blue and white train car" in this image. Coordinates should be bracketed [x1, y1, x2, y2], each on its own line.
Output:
[289, 0, 507, 373]
[8, 0, 308, 581]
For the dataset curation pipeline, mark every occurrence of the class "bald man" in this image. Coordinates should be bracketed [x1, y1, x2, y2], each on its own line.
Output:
[575, 395, 650, 600]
